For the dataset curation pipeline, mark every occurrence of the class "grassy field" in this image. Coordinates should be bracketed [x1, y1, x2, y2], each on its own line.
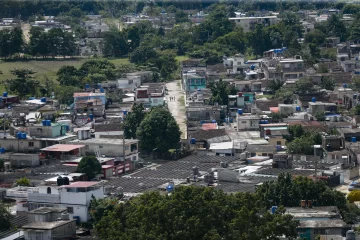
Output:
[175, 56, 189, 62]
[0, 57, 130, 83]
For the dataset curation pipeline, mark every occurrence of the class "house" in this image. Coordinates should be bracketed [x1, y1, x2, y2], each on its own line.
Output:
[126, 71, 153, 83]
[9, 153, 40, 168]
[228, 93, 245, 117]
[237, 114, 261, 131]
[307, 101, 337, 115]
[28, 122, 67, 139]
[40, 144, 85, 160]
[186, 106, 222, 122]
[70, 138, 139, 161]
[73, 92, 106, 114]
[182, 72, 206, 93]
[0, 92, 20, 108]
[223, 54, 247, 75]
[234, 81, 251, 91]
[228, 16, 278, 32]
[265, 130, 288, 147]
[279, 57, 305, 80]
[255, 99, 279, 112]
[246, 144, 275, 158]
[259, 123, 288, 138]
[189, 129, 230, 149]
[297, 219, 349, 240]
[94, 123, 123, 139]
[261, 54, 305, 80]
[189, 11, 208, 24]
[7, 181, 104, 223]
[117, 77, 141, 90]
[341, 60, 357, 72]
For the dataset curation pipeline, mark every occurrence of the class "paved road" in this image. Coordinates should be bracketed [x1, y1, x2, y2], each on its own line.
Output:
[166, 80, 187, 139]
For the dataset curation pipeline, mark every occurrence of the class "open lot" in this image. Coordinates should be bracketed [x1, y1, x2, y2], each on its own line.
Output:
[0, 57, 130, 82]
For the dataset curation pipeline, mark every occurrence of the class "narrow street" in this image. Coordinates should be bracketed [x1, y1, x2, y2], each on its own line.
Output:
[166, 80, 187, 139]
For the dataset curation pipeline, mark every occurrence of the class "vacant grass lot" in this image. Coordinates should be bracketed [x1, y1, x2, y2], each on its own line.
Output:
[0, 57, 130, 82]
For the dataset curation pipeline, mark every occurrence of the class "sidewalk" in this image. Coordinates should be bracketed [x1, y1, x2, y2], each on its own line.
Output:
[166, 80, 186, 139]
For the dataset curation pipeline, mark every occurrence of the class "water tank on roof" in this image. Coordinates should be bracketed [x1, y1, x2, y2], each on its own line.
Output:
[17, 132, 22, 139]
[63, 177, 70, 185]
[100, 88, 105, 93]
[29, 97, 35, 100]
[2, 92, 7, 97]
[57, 176, 64, 186]
[61, 212, 69, 220]
[123, 110, 127, 116]
[296, 106, 301, 111]
[343, 84, 348, 88]
[311, 97, 316, 103]
[250, 65, 255, 70]
[190, 138, 196, 144]
[238, 92, 243, 97]
[197, 89, 201, 92]
[237, 109, 243, 115]
[85, 84, 90, 89]
[41, 97, 46, 102]
[46, 120, 51, 126]
[276, 145, 282, 151]
[354, 94, 357, 100]
[0, 148, 5, 154]
[166, 184, 174, 193]
[89, 114, 94, 121]
[212, 120, 216, 123]
[65, 125, 70, 132]
[352, 137, 357, 143]
[42, 120, 47, 126]
[264, 120, 269, 124]
[220, 161, 228, 168]
[271, 206, 278, 214]
[21, 133, 26, 139]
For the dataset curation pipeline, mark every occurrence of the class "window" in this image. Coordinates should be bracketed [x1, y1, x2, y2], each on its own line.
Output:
[276, 141, 281, 145]
[244, 96, 250, 101]
[128, 80, 133, 84]
[67, 207, 74, 213]
[99, 145, 103, 148]
[37, 128, 43, 132]
[28, 142, 34, 147]
[284, 64, 290, 68]
[47, 187, 51, 194]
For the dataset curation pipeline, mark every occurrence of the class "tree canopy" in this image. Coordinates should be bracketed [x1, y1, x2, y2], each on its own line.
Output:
[0, 202, 12, 231]
[136, 107, 181, 153]
[77, 156, 102, 180]
[3, 68, 39, 99]
[90, 186, 299, 240]
[124, 103, 146, 139]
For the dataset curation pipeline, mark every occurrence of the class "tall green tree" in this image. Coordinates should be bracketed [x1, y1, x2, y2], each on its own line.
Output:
[124, 103, 146, 139]
[3, 68, 39, 98]
[103, 28, 129, 57]
[267, 79, 284, 92]
[57, 66, 81, 86]
[77, 156, 102, 180]
[0, 202, 12, 231]
[91, 186, 299, 240]
[209, 79, 237, 105]
[137, 107, 181, 152]
[320, 76, 335, 91]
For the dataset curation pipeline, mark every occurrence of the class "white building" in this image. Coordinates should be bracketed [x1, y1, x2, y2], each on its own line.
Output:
[223, 55, 247, 75]
[237, 114, 261, 131]
[7, 181, 104, 223]
[228, 16, 278, 32]
[117, 77, 141, 90]
[70, 138, 139, 161]
[22, 220, 76, 240]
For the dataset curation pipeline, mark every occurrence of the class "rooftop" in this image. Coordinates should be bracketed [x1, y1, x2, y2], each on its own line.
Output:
[40, 144, 85, 152]
[30, 207, 67, 214]
[73, 92, 105, 97]
[22, 220, 75, 230]
[62, 181, 100, 188]
[298, 219, 347, 229]
[70, 138, 138, 145]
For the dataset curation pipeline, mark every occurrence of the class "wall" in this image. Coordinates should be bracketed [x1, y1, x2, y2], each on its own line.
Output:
[268, 137, 286, 146]
[78, 142, 138, 158]
[94, 131, 123, 139]
[349, 165, 359, 179]
[0, 138, 41, 152]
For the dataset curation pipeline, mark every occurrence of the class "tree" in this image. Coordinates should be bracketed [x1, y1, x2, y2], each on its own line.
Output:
[267, 79, 284, 92]
[137, 107, 181, 153]
[275, 88, 294, 104]
[304, 29, 326, 45]
[124, 103, 146, 139]
[269, 112, 287, 123]
[9, 26, 23, 56]
[3, 68, 39, 99]
[348, 190, 360, 203]
[55, 85, 81, 104]
[29, 27, 49, 57]
[327, 14, 347, 42]
[91, 186, 299, 240]
[314, 111, 326, 121]
[351, 77, 360, 91]
[320, 76, 335, 91]
[0, 202, 12, 231]
[129, 45, 158, 65]
[209, 80, 237, 105]
[57, 66, 81, 86]
[103, 28, 129, 57]
[295, 77, 314, 94]
[16, 177, 31, 186]
[77, 156, 102, 180]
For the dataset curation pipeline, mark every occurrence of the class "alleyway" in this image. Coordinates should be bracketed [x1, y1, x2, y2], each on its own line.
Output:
[166, 80, 187, 139]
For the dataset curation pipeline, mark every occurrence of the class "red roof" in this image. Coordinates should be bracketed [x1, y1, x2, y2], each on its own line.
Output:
[202, 123, 217, 130]
[270, 107, 279, 113]
[64, 182, 99, 188]
[40, 144, 85, 152]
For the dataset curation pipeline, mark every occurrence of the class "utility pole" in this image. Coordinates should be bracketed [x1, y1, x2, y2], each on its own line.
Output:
[123, 129, 126, 162]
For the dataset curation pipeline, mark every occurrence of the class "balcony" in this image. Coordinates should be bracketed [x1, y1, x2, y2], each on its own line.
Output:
[28, 193, 60, 203]
[6, 187, 38, 199]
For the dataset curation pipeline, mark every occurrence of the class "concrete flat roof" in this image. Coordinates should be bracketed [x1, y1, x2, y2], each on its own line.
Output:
[40, 144, 85, 152]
